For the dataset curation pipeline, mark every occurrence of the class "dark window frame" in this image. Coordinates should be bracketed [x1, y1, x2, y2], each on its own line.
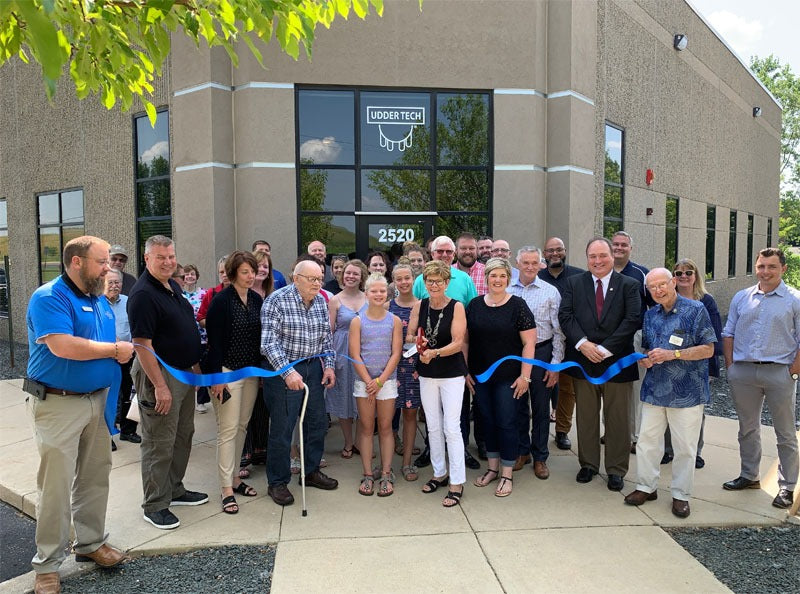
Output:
[133, 108, 171, 273]
[0, 197, 7, 317]
[665, 195, 679, 270]
[603, 122, 624, 236]
[728, 209, 737, 278]
[35, 188, 85, 285]
[706, 205, 716, 281]
[295, 85, 494, 255]
[746, 213, 754, 274]
[767, 217, 773, 247]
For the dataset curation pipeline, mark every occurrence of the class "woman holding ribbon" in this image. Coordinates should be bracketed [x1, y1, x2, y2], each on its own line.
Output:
[204, 251, 263, 514]
[327, 259, 369, 458]
[349, 273, 403, 496]
[465, 257, 537, 497]
[406, 260, 468, 508]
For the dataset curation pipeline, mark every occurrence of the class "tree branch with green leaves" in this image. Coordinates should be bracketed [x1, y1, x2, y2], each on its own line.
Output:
[0, 0, 416, 124]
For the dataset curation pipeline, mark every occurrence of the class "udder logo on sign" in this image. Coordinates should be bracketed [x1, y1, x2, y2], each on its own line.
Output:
[366, 106, 426, 152]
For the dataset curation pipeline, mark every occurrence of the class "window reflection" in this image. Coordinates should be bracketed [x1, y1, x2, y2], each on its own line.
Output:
[361, 170, 430, 212]
[436, 170, 488, 211]
[38, 194, 59, 225]
[136, 113, 170, 178]
[437, 94, 489, 166]
[360, 92, 430, 166]
[300, 215, 355, 256]
[300, 169, 355, 212]
[298, 90, 354, 165]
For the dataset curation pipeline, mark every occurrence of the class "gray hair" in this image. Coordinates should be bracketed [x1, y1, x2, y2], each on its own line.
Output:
[612, 230, 633, 246]
[484, 257, 513, 282]
[431, 235, 455, 251]
[516, 245, 542, 260]
[105, 268, 123, 280]
[144, 235, 173, 254]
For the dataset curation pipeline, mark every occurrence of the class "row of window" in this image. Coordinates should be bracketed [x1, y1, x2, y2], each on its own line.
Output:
[603, 123, 772, 280]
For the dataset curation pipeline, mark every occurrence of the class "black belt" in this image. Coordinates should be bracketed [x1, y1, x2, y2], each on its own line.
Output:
[535, 338, 553, 349]
[45, 387, 102, 396]
[750, 361, 777, 365]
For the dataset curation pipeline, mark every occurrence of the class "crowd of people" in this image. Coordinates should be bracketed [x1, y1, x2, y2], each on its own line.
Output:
[22, 231, 800, 594]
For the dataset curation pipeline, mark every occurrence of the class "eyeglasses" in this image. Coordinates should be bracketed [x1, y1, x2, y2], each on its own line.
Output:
[543, 247, 565, 254]
[105, 280, 122, 286]
[81, 257, 110, 266]
[491, 248, 510, 254]
[296, 274, 324, 284]
[433, 249, 454, 255]
[673, 270, 694, 277]
[646, 281, 671, 292]
[110, 255, 127, 262]
[425, 278, 445, 286]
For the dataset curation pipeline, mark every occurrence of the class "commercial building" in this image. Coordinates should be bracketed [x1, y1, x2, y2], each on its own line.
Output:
[0, 0, 780, 342]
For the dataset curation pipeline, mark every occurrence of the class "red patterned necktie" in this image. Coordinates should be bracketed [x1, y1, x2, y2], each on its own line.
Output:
[595, 279, 604, 319]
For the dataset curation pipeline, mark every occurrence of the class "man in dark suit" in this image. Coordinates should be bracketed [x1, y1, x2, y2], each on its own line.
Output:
[558, 237, 641, 491]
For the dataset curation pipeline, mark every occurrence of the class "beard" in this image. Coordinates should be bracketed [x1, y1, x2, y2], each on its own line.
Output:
[546, 258, 564, 269]
[80, 268, 106, 296]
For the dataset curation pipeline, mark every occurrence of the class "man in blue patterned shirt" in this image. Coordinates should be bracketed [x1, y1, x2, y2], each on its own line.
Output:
[624, 268, 716, 518]
[260, 259, 337, 506]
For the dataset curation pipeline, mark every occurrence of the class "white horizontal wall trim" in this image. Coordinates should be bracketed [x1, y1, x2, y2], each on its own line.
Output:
[235, 82, 294, 90]
[494, 88, 546, 98]
[547, 90, 595, 106]
[173, 82, 233, 96]
[237, 162, 295, 169]
[175, 162, 234, 172]
[547, 165, 594, 176]
[494, 165, 544, 172]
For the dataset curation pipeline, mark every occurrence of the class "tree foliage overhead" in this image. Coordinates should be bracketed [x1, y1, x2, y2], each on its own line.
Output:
[0, 0, 395, 124]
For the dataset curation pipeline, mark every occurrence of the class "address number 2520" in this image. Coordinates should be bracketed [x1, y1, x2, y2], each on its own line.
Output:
[377, 228, 415, 244]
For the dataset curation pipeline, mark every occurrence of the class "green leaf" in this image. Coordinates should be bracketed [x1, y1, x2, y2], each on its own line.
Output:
[353, 0, 368, 19]
[145, 100, 158, 127]
[15, 0, 66, 80]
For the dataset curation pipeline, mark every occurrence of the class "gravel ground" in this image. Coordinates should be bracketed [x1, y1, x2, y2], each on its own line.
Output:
[1, 341, 798, 592]
[59, 546, 275, 594]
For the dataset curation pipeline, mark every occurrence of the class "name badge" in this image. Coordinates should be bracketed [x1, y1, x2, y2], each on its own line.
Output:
[668, 334, 684, 346]
[82, 306, 93, 312]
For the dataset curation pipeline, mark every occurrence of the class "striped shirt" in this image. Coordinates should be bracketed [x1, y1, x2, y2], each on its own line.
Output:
[507, 275, 565, 364]
[260, 284, 334, 378]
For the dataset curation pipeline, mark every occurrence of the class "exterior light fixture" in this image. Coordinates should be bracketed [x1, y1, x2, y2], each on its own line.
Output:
[673, 34, 688, 51]
[753, 107, 762, 117]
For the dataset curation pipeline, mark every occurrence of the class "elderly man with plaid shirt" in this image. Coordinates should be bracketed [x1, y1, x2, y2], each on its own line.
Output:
[260, 259, 338, 506]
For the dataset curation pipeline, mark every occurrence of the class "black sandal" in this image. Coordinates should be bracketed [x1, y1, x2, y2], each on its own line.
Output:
[234, 482, 257, 497]
[474, 468, 499, 487]
[422, 477, 449, 493]
[443, 489, 463, 507]
[495, 476, 513, 498]
[222, 495, 239, 514]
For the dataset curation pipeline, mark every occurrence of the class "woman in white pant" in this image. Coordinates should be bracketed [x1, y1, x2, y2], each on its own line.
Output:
[407, 260, 467, 508]
[205, 251, 263, 515]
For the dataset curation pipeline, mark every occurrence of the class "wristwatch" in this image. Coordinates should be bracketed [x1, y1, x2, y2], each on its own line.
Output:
[674, 350, 682, 359]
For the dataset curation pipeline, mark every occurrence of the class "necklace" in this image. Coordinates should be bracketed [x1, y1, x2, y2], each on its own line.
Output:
[486, 294, 508, 307]
[425, 303, 445, 348]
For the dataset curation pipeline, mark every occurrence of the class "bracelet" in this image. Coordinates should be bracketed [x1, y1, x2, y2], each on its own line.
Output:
[114, 342, 118, 359]
[521, 375, 531, 383]
[375, 378, 383, 388]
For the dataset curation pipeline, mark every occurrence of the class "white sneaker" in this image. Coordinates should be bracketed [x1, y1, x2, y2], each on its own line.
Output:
[195, 403, 208, 413]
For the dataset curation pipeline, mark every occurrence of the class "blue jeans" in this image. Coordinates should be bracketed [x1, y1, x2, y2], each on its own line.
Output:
[263, 359, 327, 487]
[517, 340, 552, 461]
[475, 379, 518, 466]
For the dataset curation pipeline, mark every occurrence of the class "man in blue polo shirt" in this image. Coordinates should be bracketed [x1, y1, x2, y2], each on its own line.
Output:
[624, 268, 715, 519]
[26, 236, 134, 594]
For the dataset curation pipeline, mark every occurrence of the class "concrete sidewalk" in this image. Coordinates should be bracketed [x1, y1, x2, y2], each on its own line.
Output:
[0, 377, 795, 593]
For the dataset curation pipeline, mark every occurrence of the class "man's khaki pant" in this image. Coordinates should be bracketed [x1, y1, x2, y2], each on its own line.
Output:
[27, 389, 111, 573]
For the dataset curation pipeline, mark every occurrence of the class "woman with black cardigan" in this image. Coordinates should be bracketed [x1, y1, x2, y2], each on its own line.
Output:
[204, 251, 263, 514]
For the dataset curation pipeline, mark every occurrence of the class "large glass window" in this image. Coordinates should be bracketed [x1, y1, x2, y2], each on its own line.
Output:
[37, 189, 85, 283]
[297, 88, 491, 254]
[665, 196, 679, 270]
[746, 213, 754, 274]
[0, 198, 7, 317]
[706, 205, 716, 281]
[604, 123, 624, 237]
[135, 110, 170, 271]
[728, 210, 737, 277]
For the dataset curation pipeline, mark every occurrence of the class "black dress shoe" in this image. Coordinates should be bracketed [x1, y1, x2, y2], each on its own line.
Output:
[772, 488, 793, 509]
[464, 451, 480, 470]
[660, 452, 673, 464]
[477, 442, 488, 461]
[607, 474, 624, 491]
[267, 483, 294, 506]
[695, 455, 705, 469]
[303, 470, 338, 490]
[120, 432, 142, 444]
[555, 432, 572, 450]
[722, 476, 761, 490]
[576, 467, 597, 483]
[111, 440, 117, 452]
[414, 447, 431, 468]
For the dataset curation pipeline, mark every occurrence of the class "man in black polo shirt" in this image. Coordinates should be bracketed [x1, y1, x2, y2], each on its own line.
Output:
[128, 235, 207, 530]
[539, 237, 584, 451]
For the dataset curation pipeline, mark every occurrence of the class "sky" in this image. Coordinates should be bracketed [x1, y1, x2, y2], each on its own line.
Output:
[689, 0, 799, 73]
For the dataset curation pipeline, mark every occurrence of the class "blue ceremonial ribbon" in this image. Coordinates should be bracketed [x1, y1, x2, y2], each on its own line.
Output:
[474, 352, 647, 385]
[104, 363, 122, 435]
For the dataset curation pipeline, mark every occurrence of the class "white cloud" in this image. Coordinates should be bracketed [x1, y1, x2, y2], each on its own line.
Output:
[707, 10, 764, 60]
[300, 136, 341, 163]
[140, 140, 169, 164]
